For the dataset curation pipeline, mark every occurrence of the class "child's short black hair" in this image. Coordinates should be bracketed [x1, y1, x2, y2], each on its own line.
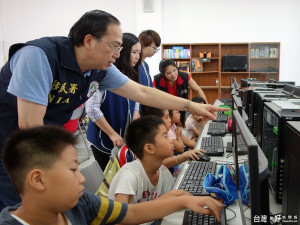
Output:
[2, 125, 77, 194]
[140, 105, 165, 118]
[125, 115, 164, 159]
[191, 96, 206, 104]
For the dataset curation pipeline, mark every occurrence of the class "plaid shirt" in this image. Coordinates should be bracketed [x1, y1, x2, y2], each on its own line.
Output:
[85, 90, 139, 122]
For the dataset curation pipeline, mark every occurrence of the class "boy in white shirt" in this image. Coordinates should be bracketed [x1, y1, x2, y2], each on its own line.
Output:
[109, 116, 181, 204]
[108, 116, 221, 225]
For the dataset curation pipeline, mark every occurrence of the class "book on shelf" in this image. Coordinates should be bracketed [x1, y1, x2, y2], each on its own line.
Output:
[176, 60, 190, 72]
[163, 47, 190, 59]
[191, 58, 203, 72]
[250, 45, 278, 58]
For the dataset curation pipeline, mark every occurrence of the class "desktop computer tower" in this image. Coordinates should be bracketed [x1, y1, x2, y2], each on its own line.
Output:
[248, 89, 279, 134]
[251, 91, 293, 147]
[242, 87, 275, 128]
[262, 100, 300, 203]
[282, 121, 300, 223]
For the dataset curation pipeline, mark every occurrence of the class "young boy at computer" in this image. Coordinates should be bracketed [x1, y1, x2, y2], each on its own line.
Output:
[118, 106, 205, 168]
[108, 116, 222, 224]
[0, 125, 222, 224]
[140, 105, 205, 168]
[184, 97, 207, 140]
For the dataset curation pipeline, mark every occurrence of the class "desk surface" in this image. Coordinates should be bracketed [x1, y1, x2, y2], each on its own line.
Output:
[159, 100, 281, 225]
[160, 118, 250, 225]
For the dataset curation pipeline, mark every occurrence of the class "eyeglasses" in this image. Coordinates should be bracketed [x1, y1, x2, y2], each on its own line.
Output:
[100, 39, 123, 53]
[150, 46, 160, 53]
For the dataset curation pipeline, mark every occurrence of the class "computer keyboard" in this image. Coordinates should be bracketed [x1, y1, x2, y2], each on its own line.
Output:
[226, 135, 248, 155]
[182, 206, 226, 225]
[213, 113, 228, 123]
[178, 161, 217, 195]
[207, 122, 227, 136]
[201, 136, 224, 156]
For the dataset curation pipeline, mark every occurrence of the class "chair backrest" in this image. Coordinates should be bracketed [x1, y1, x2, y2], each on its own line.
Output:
[80, 161, 108, 193]
[110, 146, 121, 162]
[95, 155, 120, 197]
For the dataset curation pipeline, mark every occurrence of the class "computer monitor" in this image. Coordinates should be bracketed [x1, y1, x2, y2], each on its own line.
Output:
[231, 77, 240, 91]
[283, 83, 295, 95]
[293, 86, 300, 98]
[222, 55, 248, 72]
[231, 88, 239, 97]
[232, 110, 269, 225]
[232, 94, 243, 115]
[231, 87, 249, 126]
[241, 78, 257, 88]
[268, 78, 276, 83]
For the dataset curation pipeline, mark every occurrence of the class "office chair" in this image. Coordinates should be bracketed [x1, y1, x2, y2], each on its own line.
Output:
[79, 161, 109, 194]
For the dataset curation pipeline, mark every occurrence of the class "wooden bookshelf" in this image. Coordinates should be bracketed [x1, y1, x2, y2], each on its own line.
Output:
[161, 42, 280, 103]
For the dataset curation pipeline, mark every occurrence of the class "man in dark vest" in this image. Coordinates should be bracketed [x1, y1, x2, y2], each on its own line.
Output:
[0, 9, 226, 211]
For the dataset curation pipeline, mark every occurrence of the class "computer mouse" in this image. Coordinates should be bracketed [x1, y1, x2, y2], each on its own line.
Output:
[196, 153, 211, 162]
[227, 118, 233, 131]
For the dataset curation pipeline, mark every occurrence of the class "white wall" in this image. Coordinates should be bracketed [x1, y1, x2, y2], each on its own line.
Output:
[161, 0, 300, 85]
[0, 0, 299, 84]
[0, 0, 137, 62]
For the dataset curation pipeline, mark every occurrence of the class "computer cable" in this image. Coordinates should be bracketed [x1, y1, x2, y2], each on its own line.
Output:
[226, 152, 233, 158]
[243, 206, 251, 221]
[225, 206, 237, 222]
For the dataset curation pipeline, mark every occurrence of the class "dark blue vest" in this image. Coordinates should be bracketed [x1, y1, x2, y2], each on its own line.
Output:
[86, 91, 135, 153]
[0, 37, 106, 172]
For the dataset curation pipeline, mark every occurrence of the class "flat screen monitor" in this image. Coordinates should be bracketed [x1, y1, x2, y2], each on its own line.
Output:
[232, 110, 269, 225]
[283, 83, 295, 95]
[232, 94, 243, 115]
[231, 88, 239, 97]
[293, 86, 300, 98]
[222, 55, 248, 72]
[231, 77, 240, 90]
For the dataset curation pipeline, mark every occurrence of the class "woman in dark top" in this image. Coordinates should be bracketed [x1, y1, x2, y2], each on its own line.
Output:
[153, 59, 207, 125]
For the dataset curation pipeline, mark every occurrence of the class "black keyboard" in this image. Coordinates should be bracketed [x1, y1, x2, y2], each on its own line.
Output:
[213, 114, 228, 123]
[178, 161, 217, 195]
[182, 206, 227, 225]
[201, 136, 224, 156]
[207, 122, 226, 136]
[226, 135, 248, 155]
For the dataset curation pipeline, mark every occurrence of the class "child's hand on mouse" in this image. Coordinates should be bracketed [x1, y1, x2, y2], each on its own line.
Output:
[181, 149, 206, 161]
